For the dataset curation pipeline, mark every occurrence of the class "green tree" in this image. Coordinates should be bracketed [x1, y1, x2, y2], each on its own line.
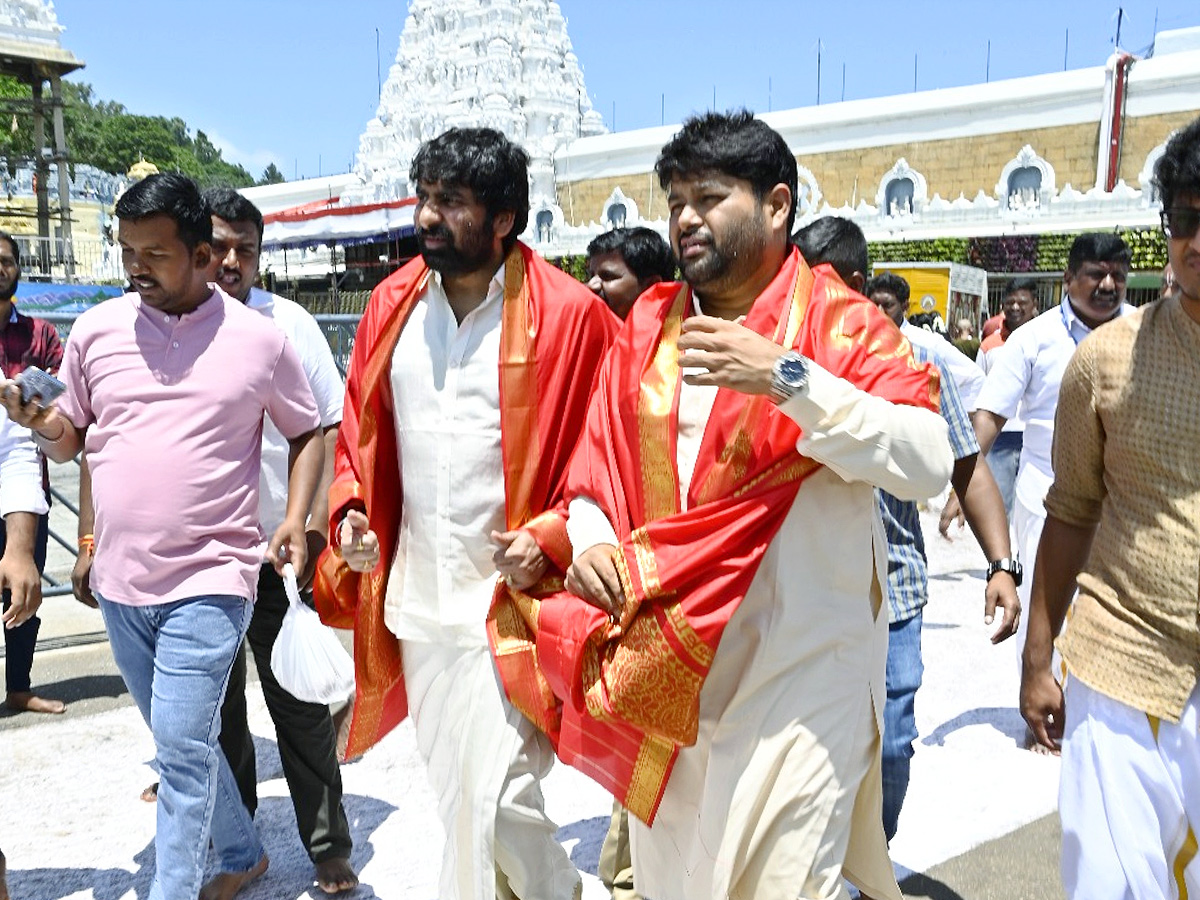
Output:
[259, 162, 285, 185]
[0, 75, 254, 188]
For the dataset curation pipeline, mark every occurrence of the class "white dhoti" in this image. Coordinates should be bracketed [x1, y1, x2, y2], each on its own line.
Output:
[1060, 677, 1200, 900]
[1011, 493, 1045, 664]
[403, 639, 581, 900]
[629, 469, 901, 900]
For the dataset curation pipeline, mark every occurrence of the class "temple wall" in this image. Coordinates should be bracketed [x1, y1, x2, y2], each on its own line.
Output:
[556, 123, 1108, 228]
[800, 123, 1100, 212]
[1119, 111, 1199, 187]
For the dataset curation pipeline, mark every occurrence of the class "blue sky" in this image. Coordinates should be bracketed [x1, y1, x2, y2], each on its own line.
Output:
[50, 0, 1198, 181]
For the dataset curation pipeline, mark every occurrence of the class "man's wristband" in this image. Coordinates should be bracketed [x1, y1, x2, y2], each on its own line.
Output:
[78, 533, 95, 556]
[986, 557, 1023, 586]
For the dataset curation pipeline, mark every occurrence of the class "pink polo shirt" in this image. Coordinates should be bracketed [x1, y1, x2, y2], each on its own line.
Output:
[58, 289, 320, 606]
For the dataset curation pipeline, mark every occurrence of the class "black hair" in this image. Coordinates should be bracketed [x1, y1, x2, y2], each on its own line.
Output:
[655, 110, 799, 233]
[202, 186, 264, 244]
[1006, 276, 1039, 297]
[1154, 116, 1200, 212]
[794, 216, 868, 284]
[410, 127, 530, 253]
[1066, 233, 1131, 273]
[908, 311, 948, 335]
[864, 271, 910, 304]
[0, 229, 18, 265]
[115, 173, 212, 250]
[586, 227, 676, 282]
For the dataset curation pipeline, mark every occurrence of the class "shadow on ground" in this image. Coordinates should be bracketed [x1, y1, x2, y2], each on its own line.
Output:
[8, 730, 398, 900]
[556, 815, 608, 876]
[922, 706, 1026, 746]
[7, 841, 154, 900]
[7, 791, 398, 900]
[0, 674, 127, 718]
[900, 872, 968, 899]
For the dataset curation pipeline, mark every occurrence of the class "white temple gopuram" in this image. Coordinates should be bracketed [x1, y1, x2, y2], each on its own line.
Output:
[349, 0, 605, 209]
[250, 0, 606, 253]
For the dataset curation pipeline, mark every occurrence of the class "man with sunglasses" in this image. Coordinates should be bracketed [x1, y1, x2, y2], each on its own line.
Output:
[969, 232, 1132, 725]
[1019, 117, 1200, 899]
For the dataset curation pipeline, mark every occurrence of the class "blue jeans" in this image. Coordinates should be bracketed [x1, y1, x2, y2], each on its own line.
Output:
[986, 430, 1023, 520]
[882, 610, 924, 842]
[98, 593, 264, 900]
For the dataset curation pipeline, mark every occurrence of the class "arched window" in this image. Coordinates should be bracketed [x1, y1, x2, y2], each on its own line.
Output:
[885, 178, 915, 217]
[1138, 132, 1177, 207]
[797, 165, 821, 219]
[536, 209, 554, 243]
[995, 145, 1055, 213]
[601, 188, 640, 228]
[875, 159, 927, 220]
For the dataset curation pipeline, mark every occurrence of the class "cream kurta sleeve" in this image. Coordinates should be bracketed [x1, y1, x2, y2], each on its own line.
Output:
[566, 496, 619, 560]
[779, 360, 953, 501]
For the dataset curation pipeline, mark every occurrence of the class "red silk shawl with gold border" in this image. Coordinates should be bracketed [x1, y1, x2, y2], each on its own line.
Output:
[488, 248, 941, 823]
[314, 242, 618, 759]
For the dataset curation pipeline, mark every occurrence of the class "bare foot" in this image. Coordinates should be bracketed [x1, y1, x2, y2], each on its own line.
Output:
[5, 691, 66, 714]
[315, 857, 359, 894]
[140, 782, 159, 803]
[198, 855, 268, 900]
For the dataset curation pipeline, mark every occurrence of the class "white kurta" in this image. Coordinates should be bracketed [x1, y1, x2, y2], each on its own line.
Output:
[383, 268, 580, 900]
[570, 363, 952, 900]
[385, 267, 507, 648]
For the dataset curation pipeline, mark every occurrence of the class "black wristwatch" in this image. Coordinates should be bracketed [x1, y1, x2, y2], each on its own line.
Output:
[770, 350, 810, 404]
[986, 557, 1023, 586]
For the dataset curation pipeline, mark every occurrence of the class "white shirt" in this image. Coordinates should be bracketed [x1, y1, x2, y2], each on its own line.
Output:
[900, 320, 985, 410]
[976, 341, 1025, 433]
[0, 408, 48, 517]
[247, 288, 345, 535]
[974, 298, 1133, 513]
[384, 266, 507, 647]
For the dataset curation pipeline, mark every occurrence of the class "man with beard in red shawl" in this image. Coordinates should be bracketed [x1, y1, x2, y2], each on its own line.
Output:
[314, 128, 618, 900]
[489, 111, 953, 900]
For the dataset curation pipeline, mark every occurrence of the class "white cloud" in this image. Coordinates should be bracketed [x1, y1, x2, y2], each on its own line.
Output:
[206, 129, 283, 175]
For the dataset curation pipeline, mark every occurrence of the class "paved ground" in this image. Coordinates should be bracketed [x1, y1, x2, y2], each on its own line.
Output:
[1, 477, 1066, 900]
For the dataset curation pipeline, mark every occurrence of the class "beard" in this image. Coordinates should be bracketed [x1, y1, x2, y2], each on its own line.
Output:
[675, 212, 768, 290]
[417, 217, 496, 276]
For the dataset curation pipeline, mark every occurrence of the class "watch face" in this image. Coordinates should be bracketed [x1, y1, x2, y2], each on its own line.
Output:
[779, 356, 808, 387]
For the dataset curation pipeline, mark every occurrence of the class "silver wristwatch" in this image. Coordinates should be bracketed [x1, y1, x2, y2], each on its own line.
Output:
[770, 351, 810, 404]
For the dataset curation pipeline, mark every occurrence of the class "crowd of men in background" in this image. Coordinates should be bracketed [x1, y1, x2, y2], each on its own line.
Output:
[0, 110, 1198, 900]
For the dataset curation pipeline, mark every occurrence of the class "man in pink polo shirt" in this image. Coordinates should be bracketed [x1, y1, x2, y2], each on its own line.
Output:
[2, 173, 324, 900]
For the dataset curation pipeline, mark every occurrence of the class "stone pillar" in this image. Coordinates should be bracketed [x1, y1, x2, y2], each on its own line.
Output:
[30, 77, 50, 275]
[50, 72, 74, 278]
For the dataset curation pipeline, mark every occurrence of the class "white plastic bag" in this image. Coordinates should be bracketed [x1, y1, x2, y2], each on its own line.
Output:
[270, 563, 355, 704]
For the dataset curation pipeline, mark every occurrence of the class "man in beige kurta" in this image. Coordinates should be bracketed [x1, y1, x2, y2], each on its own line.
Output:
[563, 111, 952, 900]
